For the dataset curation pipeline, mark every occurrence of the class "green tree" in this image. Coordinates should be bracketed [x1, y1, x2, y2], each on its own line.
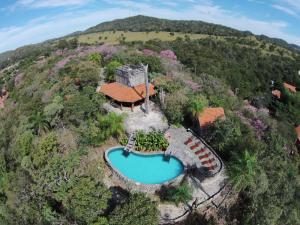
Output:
[68, 38, 78, 49]
[89, 53, 102, 65]
[29, 112, 49, 135]
[106, 61, 122, 82]
[32, 133, 59, 167]
[164, 182, 193, 206]
[187, 94, 208, 118]
[57, 39, 69, 53]
[228, 150, 257, 192]
[66, 177, 111, 224]
[109, 193, 159, 225]
[44, 96, 64, 127]
[82, 112, 125, 146]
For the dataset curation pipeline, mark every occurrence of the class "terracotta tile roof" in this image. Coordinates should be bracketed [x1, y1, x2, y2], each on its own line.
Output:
[0, 91, 9, 109]
[198, 107, 225, 128]
[99, 82, 156, 103]
[272, 89, 281, 99]
[284, 82, 297, 93]
[295, 125, 300, 141]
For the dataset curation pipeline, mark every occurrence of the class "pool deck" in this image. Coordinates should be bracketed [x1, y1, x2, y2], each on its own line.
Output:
[103, 126, 227, 224]
[161, 127, 227, 223]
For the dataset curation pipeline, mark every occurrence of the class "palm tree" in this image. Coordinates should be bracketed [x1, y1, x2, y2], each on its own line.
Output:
[228, 149, 257, 192]
[96, 112, 125, 140]
[187, 95, 208, 126]
[29, 112, 49, 135]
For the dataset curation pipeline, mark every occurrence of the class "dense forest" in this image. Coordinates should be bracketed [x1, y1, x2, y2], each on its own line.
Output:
[0, 16, 299, 225]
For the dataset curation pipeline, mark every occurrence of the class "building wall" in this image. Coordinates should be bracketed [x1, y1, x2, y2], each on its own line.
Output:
[116, 66, 145, 87]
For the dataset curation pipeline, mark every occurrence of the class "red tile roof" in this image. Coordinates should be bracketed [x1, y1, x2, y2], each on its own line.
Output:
[198, 107, 225, 128]
[272, 89, 281, 99]
[284, 82, 297, 93]
[99, 82, 156, 103]
[0, 91, 9, 109]
[295, 125, 300, 141]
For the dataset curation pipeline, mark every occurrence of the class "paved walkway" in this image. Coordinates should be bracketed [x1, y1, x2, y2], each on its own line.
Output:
[159, 127, 227, 223]
[103, 101, 169, 134]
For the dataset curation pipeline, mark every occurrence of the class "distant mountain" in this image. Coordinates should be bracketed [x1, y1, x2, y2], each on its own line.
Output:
[85, 15, 247, 37]
[83, 15, 300, 52]
[1, 15, 300, 70]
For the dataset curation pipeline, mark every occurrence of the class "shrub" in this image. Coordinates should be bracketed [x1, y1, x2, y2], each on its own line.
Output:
[82, 113, 125, 146]
[88, 53, 102, 65]
[163, 182, 192, 206]
[109, 193, 159, 225]
[135, 131, 169, 151]
[106, 61, 122, 82]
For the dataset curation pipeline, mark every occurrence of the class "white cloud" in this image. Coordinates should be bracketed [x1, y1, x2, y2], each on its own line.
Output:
[13, 0, 93, 9]
[272, 4, 298, 17]
[271, 0, 300, 17]
[0, 1, 300, 53]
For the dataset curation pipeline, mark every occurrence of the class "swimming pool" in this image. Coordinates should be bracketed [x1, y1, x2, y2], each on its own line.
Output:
[107, 147, 184, 184]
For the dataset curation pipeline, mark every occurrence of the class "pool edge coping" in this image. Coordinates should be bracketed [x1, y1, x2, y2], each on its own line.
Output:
[104, 146, 186, 191]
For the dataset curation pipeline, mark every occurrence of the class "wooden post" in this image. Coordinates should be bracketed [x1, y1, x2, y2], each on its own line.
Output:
[120, 102, 123, 110]
[131, 103, 134, 112]
[142, 64, 150, 114]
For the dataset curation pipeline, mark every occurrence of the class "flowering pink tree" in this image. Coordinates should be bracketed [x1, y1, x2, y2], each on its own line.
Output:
[142, 49, 157, 56]
[77, 44, 118, 60]
[160, 50, 177, 60]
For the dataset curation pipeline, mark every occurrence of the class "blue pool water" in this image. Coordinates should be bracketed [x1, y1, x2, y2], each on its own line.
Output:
[107, 148, 184, 184]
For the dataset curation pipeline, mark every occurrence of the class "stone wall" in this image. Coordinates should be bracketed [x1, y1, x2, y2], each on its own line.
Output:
[116, 65, 145, 87]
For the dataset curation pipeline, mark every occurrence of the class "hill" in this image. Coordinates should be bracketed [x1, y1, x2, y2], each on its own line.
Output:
[85, 15, 245, 36]
[83, 15, 299, 52]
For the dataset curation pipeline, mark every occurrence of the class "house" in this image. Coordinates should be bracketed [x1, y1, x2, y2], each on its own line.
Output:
[295, 125, 300, 153]
[271, 89, 281, 99]
[272, 82, 297, 99]
[98, 65, 156, 110]
[283, 82, 297, 93]
[198, 107, 225, 129]
[0, 88, 9, 109]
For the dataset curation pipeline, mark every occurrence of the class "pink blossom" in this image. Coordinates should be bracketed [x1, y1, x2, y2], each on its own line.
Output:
[160, 50, 177, 60]
[183, 80, 202, 91]
[14, 73, 24, 87]
[142, 49, 157, 56]
[76, 44, 118, 60]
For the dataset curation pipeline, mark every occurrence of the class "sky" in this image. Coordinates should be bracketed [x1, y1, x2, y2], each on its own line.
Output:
[0, 0, 300, 53]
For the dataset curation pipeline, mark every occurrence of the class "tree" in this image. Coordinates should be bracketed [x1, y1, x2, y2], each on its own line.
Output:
[68, 38, 78, 49]
[44, 96, 64, 127]
[32, 133, 59, 167]
[105, 61, 122, 82]
[82, 112, 125, 146]
[228, 149, 257, 192]
[187, 95, 208, 118]
[89, 53, 102, 65]
[164, 181, 192, 206]
[66, 177, 111, 224]
[57, 39, 69, 53]
[109, 193, 159, 225]
[29, 112, 49, 135]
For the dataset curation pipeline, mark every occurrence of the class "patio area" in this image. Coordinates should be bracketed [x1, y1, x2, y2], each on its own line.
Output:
[103, 101, 169, 134]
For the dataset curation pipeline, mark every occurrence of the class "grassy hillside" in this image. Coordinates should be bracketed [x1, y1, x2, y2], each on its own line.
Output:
[83, 15, 300, 52]
[71, 31, 295, 59]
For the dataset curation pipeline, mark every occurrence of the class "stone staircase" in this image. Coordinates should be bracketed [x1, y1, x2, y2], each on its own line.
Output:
[124, 132, 136, 153]
[184, 135, 221, 175]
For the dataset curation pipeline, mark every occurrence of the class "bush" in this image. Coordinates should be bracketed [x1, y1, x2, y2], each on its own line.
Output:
[106, 60, 122, 82]
[135, 131, 169, 151]
[82, 113, 125, 146]
[109, 193, 159, 225]
[163, 182, 192, 206]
